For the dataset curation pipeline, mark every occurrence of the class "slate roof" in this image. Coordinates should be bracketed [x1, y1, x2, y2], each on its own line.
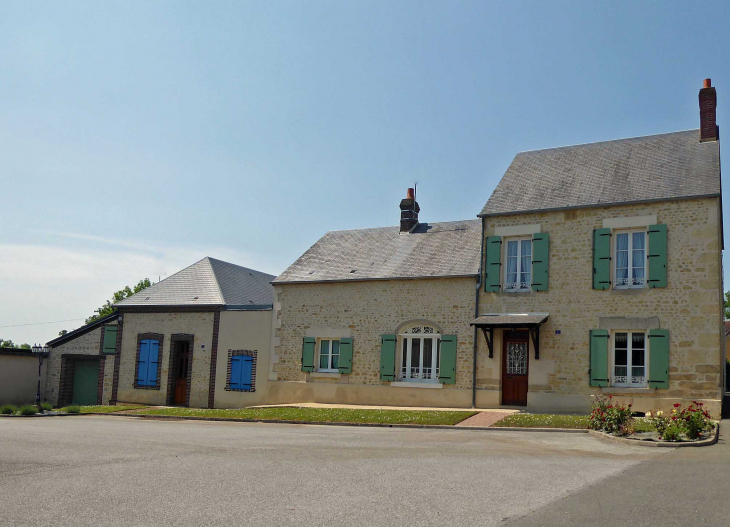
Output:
[273, 220, 481, 284]
[481, 129, 721, 216]
[116, 257, 275, 308]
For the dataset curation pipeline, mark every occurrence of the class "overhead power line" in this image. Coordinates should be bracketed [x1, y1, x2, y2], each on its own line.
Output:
[0, 318, 86, 329]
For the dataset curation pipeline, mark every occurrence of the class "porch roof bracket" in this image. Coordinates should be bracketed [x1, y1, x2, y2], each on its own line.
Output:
[529, 326, 540, 360]
[480, 327, 494, 358]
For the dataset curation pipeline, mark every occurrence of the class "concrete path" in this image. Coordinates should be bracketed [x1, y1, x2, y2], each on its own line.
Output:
[0, 415, 660, 527]
[456, 411, 513, 427]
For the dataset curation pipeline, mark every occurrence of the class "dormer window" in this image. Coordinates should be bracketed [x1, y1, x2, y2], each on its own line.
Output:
[614, 230, 646, 289]
[504, 238, 532, 292]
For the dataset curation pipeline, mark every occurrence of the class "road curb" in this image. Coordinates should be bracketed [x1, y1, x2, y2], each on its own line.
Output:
[587, 422, 720, 447]
[76, 411, 589, 433]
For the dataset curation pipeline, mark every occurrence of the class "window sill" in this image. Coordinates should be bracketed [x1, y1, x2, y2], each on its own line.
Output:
[310, 372, 342, 378]
[503, 289, 531, 294]
[390, 381, 443, 389]
[601, 387, 654, 395]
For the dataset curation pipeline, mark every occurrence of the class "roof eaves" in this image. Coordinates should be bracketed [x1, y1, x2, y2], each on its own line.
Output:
[223, 304, 273, 311]
[478, 193, 722, 218]
[272, 273, 479, 285]
[46, 312, 119, 347]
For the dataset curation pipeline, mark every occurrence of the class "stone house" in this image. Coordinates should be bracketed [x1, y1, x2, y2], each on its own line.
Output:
[44, 257, 276, 409]
[44, 313, 119, 407]
[270, 80, 725, 415]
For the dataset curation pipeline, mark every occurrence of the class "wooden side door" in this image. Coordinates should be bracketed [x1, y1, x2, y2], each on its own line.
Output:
[502, 332, 529, 406]
[174, 349, 189, 405]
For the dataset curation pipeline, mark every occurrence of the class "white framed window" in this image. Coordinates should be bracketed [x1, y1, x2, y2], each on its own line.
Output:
[611, 331, 647, 387]
[504, 237, 532, 292]
[318, 339, 340, 372]
[614, 230, 646, 288]
[399, 325, 441, 382]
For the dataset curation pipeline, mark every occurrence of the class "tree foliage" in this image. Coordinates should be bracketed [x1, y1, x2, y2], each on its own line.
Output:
[725, 291, 730, 320]
[0, 339, 31, 349]
[85, 279, 152, 325]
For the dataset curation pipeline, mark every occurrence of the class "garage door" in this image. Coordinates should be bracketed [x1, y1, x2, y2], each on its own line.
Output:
[72, 361, 99, 406]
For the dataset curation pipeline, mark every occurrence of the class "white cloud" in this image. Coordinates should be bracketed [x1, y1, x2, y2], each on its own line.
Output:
[0, 236, 282, 345]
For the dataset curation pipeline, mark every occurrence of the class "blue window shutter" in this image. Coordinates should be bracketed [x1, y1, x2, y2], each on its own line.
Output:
[230, 356, 242, 389]
[241, 356, 253, 390]
[137, 340, 150, 385]
[147, 340, 160, 386]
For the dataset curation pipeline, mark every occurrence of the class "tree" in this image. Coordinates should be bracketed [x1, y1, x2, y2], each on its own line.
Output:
[0, 339, 31, 349]
[725, 291, 730, 320]
[85, 279, 153, 325]
[58, 330, 68, 337]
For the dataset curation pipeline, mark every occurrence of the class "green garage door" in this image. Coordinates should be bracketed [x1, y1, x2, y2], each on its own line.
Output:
[72, 361, 99, 406]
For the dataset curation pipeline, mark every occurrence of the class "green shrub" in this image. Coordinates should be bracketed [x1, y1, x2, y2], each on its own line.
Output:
[66, 406, 81, 414]
[18, 405, 37, 416]
[661, 420, 684, 442]
[1, 404, 16, 415]
[41, 402, 52, 411]
[589, 395, 634, 436]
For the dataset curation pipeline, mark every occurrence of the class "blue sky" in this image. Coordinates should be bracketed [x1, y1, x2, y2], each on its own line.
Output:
[1, 1, 729, 344]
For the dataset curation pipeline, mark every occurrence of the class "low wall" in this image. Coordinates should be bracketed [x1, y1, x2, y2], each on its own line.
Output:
[0, 350, 47, 405]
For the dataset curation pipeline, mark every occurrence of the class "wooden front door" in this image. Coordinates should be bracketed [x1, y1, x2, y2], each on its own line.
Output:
[173, 345, 190, 405]
[502, 332, 529, 406]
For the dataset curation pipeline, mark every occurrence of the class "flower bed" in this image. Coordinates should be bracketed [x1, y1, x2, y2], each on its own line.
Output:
[589, 395, 716, 443]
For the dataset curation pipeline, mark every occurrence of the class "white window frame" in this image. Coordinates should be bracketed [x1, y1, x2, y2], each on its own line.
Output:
[398, 326, 441, 383]
[317, 339, 340, 373]
[613, 229, 647, 289]
[610, 330, 649, 388]
[503, 237, 532, 293]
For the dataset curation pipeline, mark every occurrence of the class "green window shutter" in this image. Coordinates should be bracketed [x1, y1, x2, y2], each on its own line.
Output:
[338, 338, 353, 374]
[593, 228, 611, 290]
[589, 329, 609, 387]
[301, 337, 315, 372]
[648, 329, 669, 388]
[484, 236, 502, 292]
[439, 334, 457, 384]
[648, 224, 667, 288]
[531, 232, 549, 291]
[380, 334, 396, 381]
[102, 326, 118, 354]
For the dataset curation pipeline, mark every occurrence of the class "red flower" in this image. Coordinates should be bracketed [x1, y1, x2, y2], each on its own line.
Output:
[673, 403, 681, 408]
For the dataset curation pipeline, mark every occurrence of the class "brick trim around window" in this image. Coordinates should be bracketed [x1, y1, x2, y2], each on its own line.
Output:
[225, 349, 257, 392]
[166, 333, 194, 406]
[207, 311, 221, 408]
[134, 333, 164, 390]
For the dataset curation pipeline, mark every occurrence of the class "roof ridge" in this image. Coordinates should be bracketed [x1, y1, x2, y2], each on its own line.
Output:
[323, 218, 480, 235]
[205, 257, 227, 305]
[514, 129, 701, 155]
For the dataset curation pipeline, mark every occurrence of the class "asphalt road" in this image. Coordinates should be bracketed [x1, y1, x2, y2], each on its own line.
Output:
[0, 416, 706, 527]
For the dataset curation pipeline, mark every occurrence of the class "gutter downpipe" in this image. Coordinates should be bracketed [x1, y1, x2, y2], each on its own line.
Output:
[472, 216, 485, 408]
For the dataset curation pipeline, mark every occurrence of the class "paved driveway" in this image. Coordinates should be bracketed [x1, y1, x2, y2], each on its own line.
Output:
[0, 416, 668, 526]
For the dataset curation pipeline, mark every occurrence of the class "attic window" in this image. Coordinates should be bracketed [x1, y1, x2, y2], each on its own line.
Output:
[349, 269, 357, 274]
[193, 296, 199, 300]
[145, 297, 150, 301]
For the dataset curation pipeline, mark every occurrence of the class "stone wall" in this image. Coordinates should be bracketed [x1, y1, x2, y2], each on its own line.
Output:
[479, 197, 724, 415]
[116, 311, 215, 408]
[271, 277, 479, 407]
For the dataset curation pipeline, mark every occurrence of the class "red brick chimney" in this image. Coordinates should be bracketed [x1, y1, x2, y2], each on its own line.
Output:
[699, 78, 718, 142]
[400, 187, 420, 232]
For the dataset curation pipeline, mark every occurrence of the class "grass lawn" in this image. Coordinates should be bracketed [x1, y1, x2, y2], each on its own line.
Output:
[129, 406, 477, 426]
[59, 405, 147, 414]
[493, 413, 590, 429]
